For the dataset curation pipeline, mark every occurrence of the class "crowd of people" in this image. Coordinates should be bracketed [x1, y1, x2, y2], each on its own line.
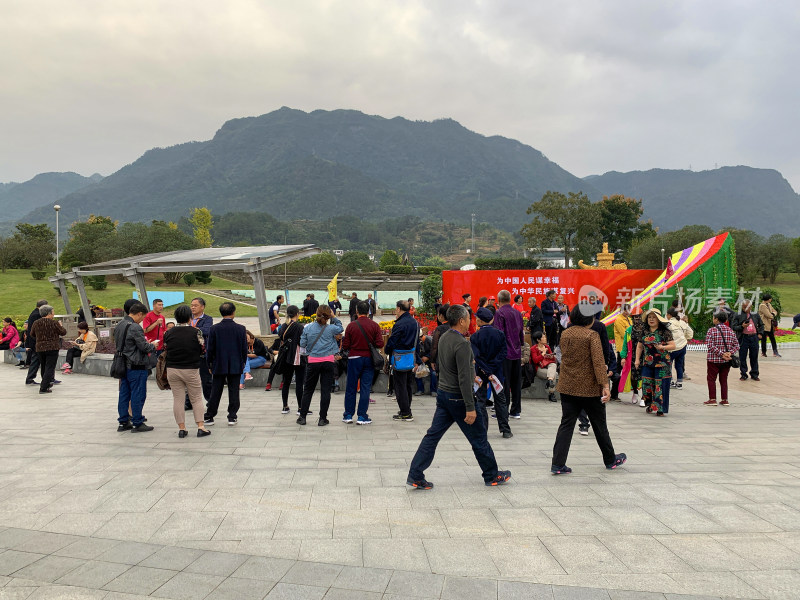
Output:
[2, 286, 786, 486]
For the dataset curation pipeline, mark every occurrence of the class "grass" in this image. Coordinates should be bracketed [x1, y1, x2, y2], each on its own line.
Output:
[759, 272, 800, 315]
[0, 269, 260, 321]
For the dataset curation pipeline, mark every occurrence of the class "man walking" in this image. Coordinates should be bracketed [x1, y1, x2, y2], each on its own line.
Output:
[493, 290, 525, 420]
[117, 303, 156, 432]
[190, 297, 214, 402]
[731, 300, 763, 381]
[205, 302, 248, 426]
[142, 298, 166, 355]
[406, 305, 511, 489]
[24, 299, 48, 385]
[29, 305, 66, 394]
[366, 293, 377, 320]
[341, 301, 384, 424]
[471, 307, 512, 438]
[385, 300, 419, 422]
[348, 293, 359, 321]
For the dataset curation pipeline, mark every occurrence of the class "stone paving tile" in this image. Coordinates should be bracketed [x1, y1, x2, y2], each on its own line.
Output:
[422, 539, 500, 577]
[482, 536, 566, 577]
[151, 571, 225, 600]
[263, 582, 327, 599]
[204, 576, 274, 600]
[362, 539, 430, 572]
[138, 546, 204, 571]
[298, 539, 362, 566]
[281, 562, 342, 587]
[330, 566, 392, 593]
[185, 551, 250, 577]
[54, 560, 131, 589]
[540, 536, 629, 575]
[384, 570, 445, 598]
[597, 535, 694, 573]
[100, 541, 161, 565]
[0, 551, 47, 576]
[11, 555, 86, 584]
[273, 509, 334, 539]
[230, 556, 295, 582]
[653, 534, 756, 572]
[102, 565, 178, 596]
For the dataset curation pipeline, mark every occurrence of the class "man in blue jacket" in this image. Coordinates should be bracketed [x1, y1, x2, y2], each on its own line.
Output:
[385, 299, 419, 422]
[204, 302, 248, 426]
[471, 308, 512, 438]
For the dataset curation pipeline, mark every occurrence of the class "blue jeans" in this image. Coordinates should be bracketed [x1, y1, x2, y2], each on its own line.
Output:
[344, 356, 374, 418]
[241, 356, 267, 384]
[118, 368, 148, 425]
[408, 390, 499, 483]
[671, 347, 687, 382]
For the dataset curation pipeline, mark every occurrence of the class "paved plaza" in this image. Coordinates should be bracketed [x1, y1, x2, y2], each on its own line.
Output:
[1, 350, 800, 600]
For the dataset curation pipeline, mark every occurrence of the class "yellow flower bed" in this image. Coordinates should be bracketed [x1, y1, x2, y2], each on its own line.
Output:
[379, 320, 395, 330]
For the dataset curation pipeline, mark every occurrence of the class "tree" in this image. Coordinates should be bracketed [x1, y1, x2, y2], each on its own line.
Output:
[724, 228, 764, 286]
[10, 223, 56, 270]
[628, 225, 715, 269]
[520, 191, 601, 267]
[0, 236, 12, 273]
[379, 250, 401, 270]
[189, 207, 214, 248]
[338, 251, 375, 273]
[757, 234, 792, 283]
[597, 195, 657, 260]
[792, 237, 800, 277]
[59, 215, 118, 269]
[420, 274, 442, 311]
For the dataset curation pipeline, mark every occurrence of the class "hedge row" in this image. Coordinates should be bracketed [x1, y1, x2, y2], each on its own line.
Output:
[474, 257, 539, 270]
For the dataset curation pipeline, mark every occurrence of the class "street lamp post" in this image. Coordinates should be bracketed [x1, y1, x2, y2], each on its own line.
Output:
[54, 204, 61, 273]
[661, 248, 665, 271]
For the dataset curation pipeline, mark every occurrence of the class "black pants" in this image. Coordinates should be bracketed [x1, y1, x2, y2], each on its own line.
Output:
[38, 350, 58, 392]
[739, 335, 759, 378]
[300, 361, 334, 419]
[199, 356, 213, 400]
[26, 350, 41, 383]
[65, 347, 81, 367]
[408, 390, 499, 483]
[479, 382, 510, 434]
[552, 393, 616, 467]
[281, 362, 306, 408]
[206, 373, 241, 420]
[267, 360, 279, 385]
[394, 369, 415, 416]
[761, 329, 778, 355]
[502, 358, 522, 416]
[545, 322, 559, 349]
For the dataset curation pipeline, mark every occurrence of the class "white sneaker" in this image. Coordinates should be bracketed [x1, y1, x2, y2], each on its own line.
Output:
[675, 382, 683, 390]
[631, 392, 639, 405]
[638, 398, 646, 408]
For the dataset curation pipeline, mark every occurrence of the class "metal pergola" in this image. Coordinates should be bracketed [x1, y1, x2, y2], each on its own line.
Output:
[49, 245, 320, 335]
[286, 275, 425, 306]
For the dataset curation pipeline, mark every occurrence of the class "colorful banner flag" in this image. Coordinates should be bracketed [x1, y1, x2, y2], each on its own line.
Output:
[327, 272, 339, 302]
[664, 257, 675, 281]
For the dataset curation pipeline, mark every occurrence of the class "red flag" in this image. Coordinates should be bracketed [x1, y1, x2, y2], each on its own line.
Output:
[664, 257, 674, 280]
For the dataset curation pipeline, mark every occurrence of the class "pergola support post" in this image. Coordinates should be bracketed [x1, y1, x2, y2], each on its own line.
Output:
[125, 267, 149, 309]
[248, 262, 271, 336]
[57, 279, 72, 315]
[73, 276, 95, 327]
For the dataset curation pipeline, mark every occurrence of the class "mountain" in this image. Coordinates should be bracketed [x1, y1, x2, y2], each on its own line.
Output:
[19, 108, 595, 231]
[0, 172, 102, 221]
[584, 166, 800, 235]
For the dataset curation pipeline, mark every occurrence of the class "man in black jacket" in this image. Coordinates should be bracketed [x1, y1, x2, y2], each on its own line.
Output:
[527, 297, 543, 337]
[24, 299, 48, 385]
[348, 293, 359, 320]
[385, 300, 419, 421]
[471, 308, 512, 438]
[366, 293, 377, 319]
[731, 300, 764, 381]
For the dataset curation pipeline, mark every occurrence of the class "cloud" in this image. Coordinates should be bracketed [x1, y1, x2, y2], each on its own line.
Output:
[0, 0, 798, 191]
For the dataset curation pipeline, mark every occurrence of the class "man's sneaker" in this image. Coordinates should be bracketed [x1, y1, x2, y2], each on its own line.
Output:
[52, 380, 61, 385]
[485, 470, 512, 486]
[510, 413, 521, 419]
[606, 453, 627, 470]
[502, 431, 513, 438]
[39, 389, 52, 394]
[386, 389, 394, 397]
[296, 416, 306, 425]
[670, 381, 677, 389]
[548, 392, 557, 402]
[356, 416, 372, 425]
[342, 414, 354, 424]
[228, 418, 237, 426]
[393, 413, 414, 422]
[774, 353, 782, 358]
[296, 409, 313, 416]
[578, 427, 589, 436]
[761, 353, 768, 358]
[132, 423, 154, 432]
[703, 399, 717, 406]
[281, 406, 290, 414]
[551, 465, 572, 475]
[638, 398, 646, 407]
[719, 400, 730, 406]
[318, 418, 329, 427]
[117, 422, 132, 432]
[265, 383, 272, 391]
[244, 373, 253, 381]
[407, 477, 434, 490]
[204, 417, 215, 425]
[674, 382, 682, 390]
[490, 413, 497, 419]
[26, 380, 39, 385]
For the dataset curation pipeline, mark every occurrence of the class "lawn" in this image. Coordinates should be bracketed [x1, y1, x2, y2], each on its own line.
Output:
[761, 272, 800, 315]
[0, 269, 259, 321]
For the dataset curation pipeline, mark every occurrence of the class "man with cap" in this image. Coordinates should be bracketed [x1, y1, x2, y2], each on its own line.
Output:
[471, 307, 512, 438]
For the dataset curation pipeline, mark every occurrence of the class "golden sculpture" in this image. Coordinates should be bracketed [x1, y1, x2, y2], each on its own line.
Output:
[578, 242, 627, 270]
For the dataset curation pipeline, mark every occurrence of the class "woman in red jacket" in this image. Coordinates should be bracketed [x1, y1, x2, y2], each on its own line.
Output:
[530, 331, 557, 402]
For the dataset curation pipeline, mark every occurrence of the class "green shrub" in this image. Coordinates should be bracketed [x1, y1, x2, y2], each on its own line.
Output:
[53, 286, 62, 297]
[420, 274, 442, 311]
[154, 279, 165, 287]
[193, 271, 212, 284]
[690, 310, 714, 341]
[417, 266, 443, 275]
[760, 287, 782, 317]
[474, 257, 539, 270]
[30, 271, 47, 280]
[384, 265, 413, 274]
[183, 273, 197, 286]
[89, 280, 107, 290]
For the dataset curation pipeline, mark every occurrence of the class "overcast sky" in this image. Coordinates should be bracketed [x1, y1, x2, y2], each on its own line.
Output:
[1, 1, 798, 191]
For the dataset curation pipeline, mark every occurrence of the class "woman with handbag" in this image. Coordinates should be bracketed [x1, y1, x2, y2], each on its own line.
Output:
[277, 305, 305, 415]
[163, 305, 211, 438]
[704, 311, 740, 406]
[634, 308, 676, 416]
[758, 293, 781, 358]
[296, 305, 344, 426]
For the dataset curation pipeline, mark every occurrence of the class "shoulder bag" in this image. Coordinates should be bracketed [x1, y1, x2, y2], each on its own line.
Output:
[110, 322, 130, 379]
[273, 323, 294, 375]
[390, 322, 419, 372]
[155, 351, 170, 390]
[716, 325, 740, 369]
[355, 320, 385, 371]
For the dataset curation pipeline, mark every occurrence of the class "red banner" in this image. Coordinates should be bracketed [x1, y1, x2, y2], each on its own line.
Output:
[442, 269, 662, 311]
